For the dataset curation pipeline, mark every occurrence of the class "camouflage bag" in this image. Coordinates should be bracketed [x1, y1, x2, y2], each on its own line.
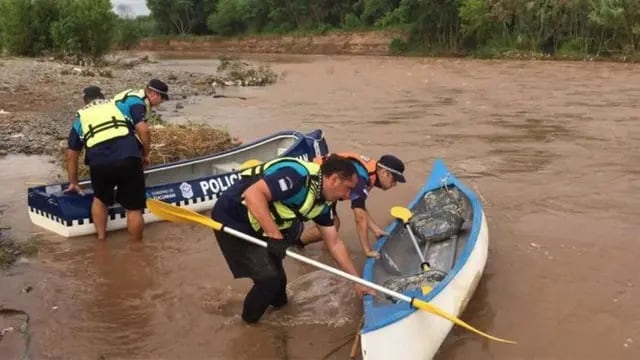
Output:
[409, 187, 465, 244]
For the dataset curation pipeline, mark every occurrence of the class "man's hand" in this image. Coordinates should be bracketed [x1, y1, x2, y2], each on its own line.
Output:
[142, 154, 151, 168]
[354, 283, 376, 297]
[365, 249, 380, 259]
[266, 237, 289, 260]
[372, 228, 389, 238]
[64, 182, 84, 195]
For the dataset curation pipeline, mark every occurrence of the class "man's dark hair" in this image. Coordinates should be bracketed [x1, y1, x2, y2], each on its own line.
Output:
[320, 154, 357, 180]
[82, 85, 104, 104]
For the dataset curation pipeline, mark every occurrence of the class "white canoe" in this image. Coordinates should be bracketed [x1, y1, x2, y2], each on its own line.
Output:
[360, 158, 489, 359]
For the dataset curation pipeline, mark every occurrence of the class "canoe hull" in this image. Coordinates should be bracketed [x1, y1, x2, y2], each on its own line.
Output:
[361, 213, 488, 359]
[27, 129, 329, 238]
[360, 158, 489, 359]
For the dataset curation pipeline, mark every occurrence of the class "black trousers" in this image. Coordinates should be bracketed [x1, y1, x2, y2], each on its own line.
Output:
[241, 256, 288, 323]
[211, 211, 303, 323]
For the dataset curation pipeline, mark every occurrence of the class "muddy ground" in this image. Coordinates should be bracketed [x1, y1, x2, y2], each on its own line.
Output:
[0, 54, 278, 156]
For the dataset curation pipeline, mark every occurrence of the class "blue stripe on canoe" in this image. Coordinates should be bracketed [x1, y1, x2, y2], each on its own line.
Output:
[361, 158, 485, 334]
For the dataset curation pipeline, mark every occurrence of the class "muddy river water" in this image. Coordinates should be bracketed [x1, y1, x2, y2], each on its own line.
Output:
[1, 54, 639, 359]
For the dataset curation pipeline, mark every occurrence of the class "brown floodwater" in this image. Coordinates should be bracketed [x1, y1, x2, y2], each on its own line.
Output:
[1, 54, 640, 359]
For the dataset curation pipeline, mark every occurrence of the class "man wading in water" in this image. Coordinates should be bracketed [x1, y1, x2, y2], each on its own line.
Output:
[210, 155, 376, 323]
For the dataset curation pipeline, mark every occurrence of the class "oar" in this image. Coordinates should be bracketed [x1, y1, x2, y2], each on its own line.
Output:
[146, 198, 516, 344]
[238, 159, 262, 170]
[390, 206, 430, 271]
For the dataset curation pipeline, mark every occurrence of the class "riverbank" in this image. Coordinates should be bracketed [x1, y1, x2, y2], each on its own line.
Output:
[132, 30, 640, 63]
[133, 30, 406, 57]
[0, 54, 280, 156]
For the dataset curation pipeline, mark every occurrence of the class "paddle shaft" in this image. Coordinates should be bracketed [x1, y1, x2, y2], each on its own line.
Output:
[222, 225, 416, 305]
[404, 223, 427, 264]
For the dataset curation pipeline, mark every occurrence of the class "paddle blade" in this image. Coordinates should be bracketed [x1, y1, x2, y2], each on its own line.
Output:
[411, 298, 517, 344]
[146, 199, 223, 231]
[238, 159, 262, 171]
[390, 206, 413, 224]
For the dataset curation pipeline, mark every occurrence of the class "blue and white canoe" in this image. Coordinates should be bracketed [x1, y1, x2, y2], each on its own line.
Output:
[360, 159, 489, 359]
[27, 129, 329, 238]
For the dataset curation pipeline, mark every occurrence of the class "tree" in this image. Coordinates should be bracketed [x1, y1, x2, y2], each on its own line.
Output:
[0, 0, 59, 55]
[147, 0, 216, 35]
[51, 0, 116, 57]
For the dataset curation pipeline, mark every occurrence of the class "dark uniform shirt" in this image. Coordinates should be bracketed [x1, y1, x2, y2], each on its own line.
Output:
[67, 98, 147, 166]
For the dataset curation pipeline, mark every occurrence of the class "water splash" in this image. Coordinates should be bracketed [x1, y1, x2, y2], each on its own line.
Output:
[261, 271, 359, 328]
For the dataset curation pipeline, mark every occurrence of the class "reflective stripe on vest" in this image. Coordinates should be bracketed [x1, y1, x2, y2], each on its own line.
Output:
[314, 152, 377, 187]
[240, 157, 331, 232]
[77, 99, 131, 149]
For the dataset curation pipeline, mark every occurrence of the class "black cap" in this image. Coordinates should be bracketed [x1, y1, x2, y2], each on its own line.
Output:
[82, 85, 104, 101]
[377, 155, 406, 183]
[147, 78, 169, 100]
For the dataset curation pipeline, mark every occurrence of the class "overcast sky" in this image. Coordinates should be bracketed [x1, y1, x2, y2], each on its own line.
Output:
[112, 0, 150, 16]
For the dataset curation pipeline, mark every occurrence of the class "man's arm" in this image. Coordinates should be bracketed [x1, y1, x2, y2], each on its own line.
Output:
[65, 122, 84, 194]
[242, 179, 283, 239]
[366, 212, 388, 237]
[353, 207, 377, 257]
[243, 167, 306, 239]
[134, 121, 151, 158]
[351, 196, 381, 258]
[129, 103, 151, 164]
[319, 224, 360, 276]
[318, 224, 376, 296]
[66, 149, 80, 184]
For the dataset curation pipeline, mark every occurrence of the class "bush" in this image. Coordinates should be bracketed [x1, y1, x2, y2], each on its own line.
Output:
[0, 0, 59, 56]
[207, 0, 251, 36]
[51, 0, 115, 58]
[389, 37, 409, 55]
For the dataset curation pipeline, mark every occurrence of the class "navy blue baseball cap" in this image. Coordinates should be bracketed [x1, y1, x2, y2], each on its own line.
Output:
[377, 155, 406, 183]
[147, 79, 169, 100]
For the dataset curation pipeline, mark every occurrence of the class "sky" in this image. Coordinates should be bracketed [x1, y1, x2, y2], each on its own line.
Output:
[111, 0, 150, 16]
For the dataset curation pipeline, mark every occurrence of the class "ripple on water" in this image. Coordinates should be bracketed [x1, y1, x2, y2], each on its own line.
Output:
[261, 271, 359, 328]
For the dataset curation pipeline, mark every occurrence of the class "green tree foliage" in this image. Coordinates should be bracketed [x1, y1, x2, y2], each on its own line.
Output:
[2, 0, 640, 59]
[147, 0, 217, 35]
[0, 0, 59, 55]
[50, 0, 115, 57]
[0, 0, 123, 57]
[0, 0, 33, 55]
[113, 5, 156, 50]
[207, 0, 252, 35]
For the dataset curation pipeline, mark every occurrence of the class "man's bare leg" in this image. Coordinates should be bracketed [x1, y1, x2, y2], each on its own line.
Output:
[91, 197, 109, 241]
[126, 209, 144, 242]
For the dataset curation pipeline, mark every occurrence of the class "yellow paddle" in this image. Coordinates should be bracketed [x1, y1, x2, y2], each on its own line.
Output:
[238, 159, 262, 171]
[146, 198, 516, 344]
[390, 206, 431, 271]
